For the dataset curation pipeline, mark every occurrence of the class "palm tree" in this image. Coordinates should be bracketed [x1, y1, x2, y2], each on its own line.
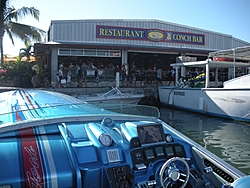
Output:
[0, 0, 45, 66]
[19, 45, 34, 61]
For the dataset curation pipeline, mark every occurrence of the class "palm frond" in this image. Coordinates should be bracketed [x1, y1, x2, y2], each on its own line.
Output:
[5, 6, 40, 22]
[0, 0, 8, 13]
[19, 45, 34, 61]
[3, 7, 14, 21]
[9, 22, 45, 44]
[5, 28, 14, 45]
[1, 2, 44, 66]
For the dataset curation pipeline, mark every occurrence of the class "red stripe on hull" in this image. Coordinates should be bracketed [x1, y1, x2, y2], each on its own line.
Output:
[20, 128, 44, 188]
[22, 90, 39, 116]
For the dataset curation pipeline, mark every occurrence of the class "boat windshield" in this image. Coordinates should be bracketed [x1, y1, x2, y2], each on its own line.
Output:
[0, 102, 160, 126]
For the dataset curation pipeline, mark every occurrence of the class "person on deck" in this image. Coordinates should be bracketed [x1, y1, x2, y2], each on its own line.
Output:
[43, 64, 51, 87]
[76, 64, 82, 87]
[66, 68, 72, 87]
[94, 67, 100, 86]
[168, 69, 175, 86]
[121, 65, 127, 87]
[31, 66, 37, 88]
[57, 66, 64, 88]
[156, 67, 163, 86]
[78, 64, 87, 87]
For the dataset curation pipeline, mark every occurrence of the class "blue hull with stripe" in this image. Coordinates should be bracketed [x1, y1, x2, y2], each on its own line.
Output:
[0, 89, 249, 188]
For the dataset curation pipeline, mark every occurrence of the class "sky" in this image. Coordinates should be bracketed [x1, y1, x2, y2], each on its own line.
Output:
[3, 0, 250, 56]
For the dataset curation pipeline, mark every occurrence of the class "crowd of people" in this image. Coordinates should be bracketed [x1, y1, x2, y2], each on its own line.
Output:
[52, 60, 105, 88]
[33, 57, 249, 89]
[32, 59, 179, 88]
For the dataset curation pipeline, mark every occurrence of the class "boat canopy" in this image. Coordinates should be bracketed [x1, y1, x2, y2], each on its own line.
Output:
[171, 59, 250, 68]
[170, 46, 250, 88]
[209, 46, 250, 61]
[171, 46, 250, 68]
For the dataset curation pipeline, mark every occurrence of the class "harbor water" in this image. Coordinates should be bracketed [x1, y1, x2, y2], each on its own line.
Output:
[160, 107, 250, 175]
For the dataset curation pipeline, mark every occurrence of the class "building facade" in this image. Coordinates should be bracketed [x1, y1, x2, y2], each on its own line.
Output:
[34, 19, 250, 86]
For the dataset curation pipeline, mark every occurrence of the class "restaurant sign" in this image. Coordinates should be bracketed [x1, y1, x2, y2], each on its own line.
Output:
[96, 25, 205, 45]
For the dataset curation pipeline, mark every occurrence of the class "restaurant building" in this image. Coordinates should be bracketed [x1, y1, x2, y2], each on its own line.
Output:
[34, 19, 250, 86]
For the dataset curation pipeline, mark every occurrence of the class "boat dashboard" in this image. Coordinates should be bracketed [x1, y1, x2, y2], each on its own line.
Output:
[55, 116, 242, 188]
[0, 112, 246, 188]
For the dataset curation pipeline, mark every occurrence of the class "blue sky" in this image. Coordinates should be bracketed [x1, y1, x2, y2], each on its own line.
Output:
[3, 0, 250, 55]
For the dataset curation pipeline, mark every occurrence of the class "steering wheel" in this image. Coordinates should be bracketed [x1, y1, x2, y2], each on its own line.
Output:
[159, 157, 190, 188]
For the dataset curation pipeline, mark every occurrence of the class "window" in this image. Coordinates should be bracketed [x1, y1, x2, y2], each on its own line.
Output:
[58, 48, 120, 57]
[59, 49, 70, 55]
[110, 50, 120, 57]
[84, 50, 96, 56]
[71, 49, 83, 56]
[97, 50, 109, 56]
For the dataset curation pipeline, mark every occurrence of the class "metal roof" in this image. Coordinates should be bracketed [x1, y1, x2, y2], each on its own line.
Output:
[209, 46, 250, 61]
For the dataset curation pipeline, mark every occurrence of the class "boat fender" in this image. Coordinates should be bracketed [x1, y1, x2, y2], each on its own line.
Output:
[222, 182, 233, 188]
[231, 175, 250, 188]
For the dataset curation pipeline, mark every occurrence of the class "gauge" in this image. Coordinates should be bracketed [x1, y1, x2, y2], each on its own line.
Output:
[134, 151, 143, 161]
[166, 134, 173, 142]
[99, 133, 113, 146]
[101, 117, 114, 127]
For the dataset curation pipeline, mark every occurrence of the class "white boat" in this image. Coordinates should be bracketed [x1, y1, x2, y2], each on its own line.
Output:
[158, 46, 250, 122]
[0, 89, 249, 187]
[76, 73, 145, 105]
[75, 86, 145, 105]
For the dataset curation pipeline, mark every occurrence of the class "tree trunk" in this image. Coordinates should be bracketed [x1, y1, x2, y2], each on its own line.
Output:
[0, 0, 8, 66]
[0, 35, 3, 66]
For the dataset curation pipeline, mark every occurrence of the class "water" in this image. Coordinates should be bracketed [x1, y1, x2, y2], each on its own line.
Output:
[160, 107, 250, 175]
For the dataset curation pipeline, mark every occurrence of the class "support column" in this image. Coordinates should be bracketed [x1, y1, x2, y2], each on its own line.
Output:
[215, 68, 218, 87]
[121, 50, 128, 66]
[175, 67, 179, 86]
[233, 49, 236, 79]
[205, 61, 209, 88]
[121, 50, 129, 81]
[181, 67, 186, 78]
[51, 47, 58, 87]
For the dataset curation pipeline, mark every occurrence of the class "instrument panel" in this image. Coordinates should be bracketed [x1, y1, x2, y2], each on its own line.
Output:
[128, 123, 186, 168]
[131, 144, 186, 166]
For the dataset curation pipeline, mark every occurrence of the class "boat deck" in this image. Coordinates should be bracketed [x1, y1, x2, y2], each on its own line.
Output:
[0, 86, 158, 98]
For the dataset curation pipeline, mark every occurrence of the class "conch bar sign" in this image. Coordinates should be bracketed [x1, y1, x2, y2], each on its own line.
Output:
[96, 25, 205, 45]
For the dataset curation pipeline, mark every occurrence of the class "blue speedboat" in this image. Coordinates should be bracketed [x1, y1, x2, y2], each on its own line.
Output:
[0, 89, 249, 188]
